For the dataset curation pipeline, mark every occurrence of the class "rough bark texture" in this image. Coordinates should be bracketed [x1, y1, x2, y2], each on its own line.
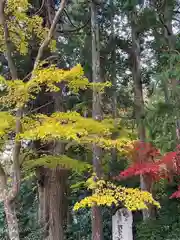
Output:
[36, 91, 69, 240]
[130, 8, 152, 220]
[91, 1, 103, 240]
[112, 208, 133, 240]
[4, 201, 19, 240]
[110, 0, 118, 165]
[37, 149, 69, 240]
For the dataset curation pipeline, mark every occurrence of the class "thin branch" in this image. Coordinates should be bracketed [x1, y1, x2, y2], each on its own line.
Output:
[158, 15, 172, 36]
[33, 0, 66, 70]
[58, 17, 90, 34]
[33, 0, 45, 15]
[27, 101, 54, 115]
[63, 8, 78, 28]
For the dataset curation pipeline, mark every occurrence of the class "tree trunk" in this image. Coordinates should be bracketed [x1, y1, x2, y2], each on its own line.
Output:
[112, 208, 133, 240]
[110, 0, 118, 165]
[0, 3, 21, 238]
[91, 1, 103, 240]
[44, 92, 68, 240]
[130, 8, 151, 220]
[4, 200, 19, 240]
[37, 155, 68, 240]
[48, 168, 68, 240]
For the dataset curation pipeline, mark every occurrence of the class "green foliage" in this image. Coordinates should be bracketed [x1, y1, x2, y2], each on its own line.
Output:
[0, 180, 40, 240]
[136, 181, 180, 240]
[145, 101, 177, 152]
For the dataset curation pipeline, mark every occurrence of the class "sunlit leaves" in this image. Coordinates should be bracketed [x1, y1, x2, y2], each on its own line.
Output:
[23, 155, 91, 173]
[0, 0, 55, 55]
[17, 111, 130, 152]
[73, 180, 160, 211]
[0, 64, 111, 107]
[0, 112, 15, 138]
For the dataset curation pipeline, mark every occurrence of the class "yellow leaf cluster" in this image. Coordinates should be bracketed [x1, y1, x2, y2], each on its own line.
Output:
[23, 155, 91, 173]
[0, 65, 111, 107]
[0, 1, 55, 55]
[74, 180, 160, 211]
[0, 109, 132, 155]
[17, 111, 129, 152]
[0, 112, 15, 138]
[0, 65, 86, 107]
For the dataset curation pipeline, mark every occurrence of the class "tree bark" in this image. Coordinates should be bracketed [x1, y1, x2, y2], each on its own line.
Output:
[112, 208, 133, 240]
[37, 91, 69, 240]
[48, 168, 68, 240]
[91, 1, 103, 240]
[129, 7, 152, 220]
[0, 2, 22, 239]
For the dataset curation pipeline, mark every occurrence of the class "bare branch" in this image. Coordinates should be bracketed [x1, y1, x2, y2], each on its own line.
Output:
[27, 100, 54, 115]
[63, 8, 78, 28]
[33, 0, 45, 15]
[58, 17, 90, 34]
[33, 0, 66, 70]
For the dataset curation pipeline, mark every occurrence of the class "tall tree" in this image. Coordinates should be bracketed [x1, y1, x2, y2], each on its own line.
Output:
[91, 0, 103, 239]
[128, 3, 152, 219]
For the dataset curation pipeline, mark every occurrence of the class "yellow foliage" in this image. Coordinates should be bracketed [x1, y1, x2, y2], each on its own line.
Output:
[73, 180, 160, 211]
[0, 109, 132, 155]
[0, 112, 15, 138]
[23, 155, 91, 173]
[17, 111, 130, 152]
[0, 65, 111, 107]
[18, 111, 112, 140]
[12, 111, 132, 154]
[0, 1, 54, 55]
[29, 64, 89, 93]
[85, 173, 98, 190]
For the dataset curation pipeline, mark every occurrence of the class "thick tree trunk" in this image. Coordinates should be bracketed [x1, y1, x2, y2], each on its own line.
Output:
[130, 8, 152, 220]
[37, 155, 68, 240]
[110, 0, 118, 165]
[112, 208, 133, 240]
[91, 1, 103, 240]
[38, 91, 68, 240]
[48, 168, 68, 240]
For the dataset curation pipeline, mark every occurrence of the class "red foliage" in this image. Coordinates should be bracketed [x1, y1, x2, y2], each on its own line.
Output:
[127, 141, 161, 164]
[116, 141, 178, 182]
[170, 186, 180, 199]
[159, 152, 177, 165]
[116, 142, 180, 200]
[116, 162, 160, 180]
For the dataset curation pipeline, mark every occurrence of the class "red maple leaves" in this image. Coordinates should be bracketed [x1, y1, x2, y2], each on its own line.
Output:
[170, 186, 180, 199]
[116, 141, 180, 199]
[117, 162, 160, 180]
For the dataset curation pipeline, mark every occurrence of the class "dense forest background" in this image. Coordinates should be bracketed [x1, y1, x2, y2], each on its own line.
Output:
[1, 0, 180, 239]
